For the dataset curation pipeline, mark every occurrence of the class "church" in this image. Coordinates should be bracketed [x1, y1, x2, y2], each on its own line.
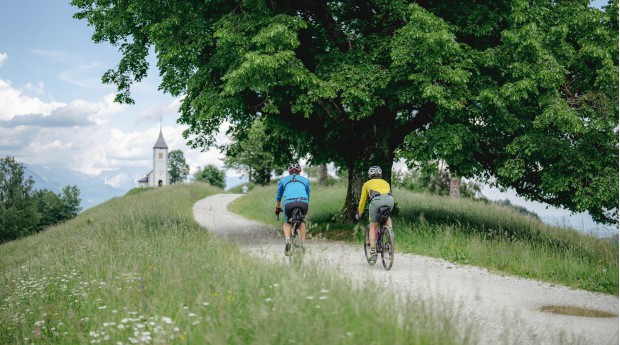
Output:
[138, 128, 169, 187]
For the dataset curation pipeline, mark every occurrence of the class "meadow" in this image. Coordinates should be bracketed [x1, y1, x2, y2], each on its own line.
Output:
[0, 183, 470, 345]
[229, 182, 618, 295]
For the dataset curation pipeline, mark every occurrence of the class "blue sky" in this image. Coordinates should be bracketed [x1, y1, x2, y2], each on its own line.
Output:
[0, 1, 615, 235]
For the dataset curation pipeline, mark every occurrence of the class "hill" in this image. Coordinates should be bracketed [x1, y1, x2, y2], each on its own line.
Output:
[0, 183, 466, 345]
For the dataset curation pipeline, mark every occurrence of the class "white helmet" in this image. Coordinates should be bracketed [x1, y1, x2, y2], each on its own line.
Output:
[288, 162, 301, 174]
[368, 166, 382, 178]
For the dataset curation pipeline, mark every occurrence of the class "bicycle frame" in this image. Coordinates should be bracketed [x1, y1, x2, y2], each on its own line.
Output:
[363, 206, 394, 270]
[278, 207, 305, 265]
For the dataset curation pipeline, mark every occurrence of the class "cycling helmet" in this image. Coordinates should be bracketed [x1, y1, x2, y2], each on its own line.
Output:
[368, 166, 382, 178]
[288, 162, 302, 174]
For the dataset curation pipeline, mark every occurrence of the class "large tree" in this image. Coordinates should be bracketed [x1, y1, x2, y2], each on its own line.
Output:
[73, 0, 618, 223]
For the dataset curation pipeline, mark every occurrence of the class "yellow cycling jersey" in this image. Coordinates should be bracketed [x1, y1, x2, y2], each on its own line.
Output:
[358, 178, 391, 214]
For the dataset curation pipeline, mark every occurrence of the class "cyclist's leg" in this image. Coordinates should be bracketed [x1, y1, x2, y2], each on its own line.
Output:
[296, 202, 309, 245]
[368, 199, 380, 250]
[368, 221, 379, 249]
[282, 202, 293, 254]
[282, 202, 290, 235]
[383, 195, 395, 231]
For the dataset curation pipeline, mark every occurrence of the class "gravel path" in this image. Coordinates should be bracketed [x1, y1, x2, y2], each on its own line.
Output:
[193, 194, 619, 345]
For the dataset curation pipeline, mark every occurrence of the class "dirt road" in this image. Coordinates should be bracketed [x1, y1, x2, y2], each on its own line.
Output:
[193, 194, 619, 345]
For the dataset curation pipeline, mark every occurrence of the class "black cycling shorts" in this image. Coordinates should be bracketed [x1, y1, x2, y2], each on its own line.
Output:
[284, 201, 308, 222]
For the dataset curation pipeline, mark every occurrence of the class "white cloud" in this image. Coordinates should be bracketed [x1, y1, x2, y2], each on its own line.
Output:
[136, 97, 182, 124]
[0, 79, 65, 120]
[0, 75, 229, 181]
[0, 52, 7, 67]
[24, 81, 46, 94]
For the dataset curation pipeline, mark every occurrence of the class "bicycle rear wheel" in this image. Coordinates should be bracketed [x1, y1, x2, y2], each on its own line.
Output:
[363, 225, 376, 266]
[289, 225, 303, 268]
[380, 226, 394, 270]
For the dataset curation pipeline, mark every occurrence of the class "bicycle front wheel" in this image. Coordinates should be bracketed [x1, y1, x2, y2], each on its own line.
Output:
[380, 226, 394, 270]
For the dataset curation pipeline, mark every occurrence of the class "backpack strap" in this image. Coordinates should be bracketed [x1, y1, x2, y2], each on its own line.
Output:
[283, 175, 306, 189]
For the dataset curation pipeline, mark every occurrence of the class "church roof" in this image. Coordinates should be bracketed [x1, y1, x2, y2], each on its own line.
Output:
[153, 129, 168, 149]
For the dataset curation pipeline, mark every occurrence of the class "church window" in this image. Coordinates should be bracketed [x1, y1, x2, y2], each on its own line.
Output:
[158, 153, 163, 159]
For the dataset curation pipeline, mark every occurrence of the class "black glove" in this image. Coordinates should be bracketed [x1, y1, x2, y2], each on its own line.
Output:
[275, 207, 282, 215]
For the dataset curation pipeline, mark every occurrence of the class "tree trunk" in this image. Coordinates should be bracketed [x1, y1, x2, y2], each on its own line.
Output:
[318, 163, 328, 186]
[341, 111, 395, 220]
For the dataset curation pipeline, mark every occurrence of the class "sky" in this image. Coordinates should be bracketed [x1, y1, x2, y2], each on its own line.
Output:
[0, 1, 615, 236]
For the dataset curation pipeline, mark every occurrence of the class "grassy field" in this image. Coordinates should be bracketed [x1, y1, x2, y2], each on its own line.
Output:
[229, 182, 618, 295]
[0, 183, 470, 345]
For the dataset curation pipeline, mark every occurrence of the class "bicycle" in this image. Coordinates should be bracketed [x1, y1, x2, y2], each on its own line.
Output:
[277, 207, 305, 266]
[363, 206, 394, 270]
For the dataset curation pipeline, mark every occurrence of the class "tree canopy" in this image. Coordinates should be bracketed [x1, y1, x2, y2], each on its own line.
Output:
[73, 0, 618, 224]
[0, 156, 82, 243]
[194, 164, 226, 189]
[168, 149, 190, 184]
[222, 119, 282, 185]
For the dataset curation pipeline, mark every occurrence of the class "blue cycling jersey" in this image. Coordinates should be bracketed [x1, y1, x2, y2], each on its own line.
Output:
[276, 174, 310, 203]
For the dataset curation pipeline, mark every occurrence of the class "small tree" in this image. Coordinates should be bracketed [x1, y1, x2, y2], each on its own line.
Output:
[34, 189, 66, 229]
[168, 149, 190, 184]
[194, 165, 226, 189]
[60, 185, 82, 218]
[34, 185, 82, 229]
[0, 156, 40, 242]
[223, 120, 278, 186]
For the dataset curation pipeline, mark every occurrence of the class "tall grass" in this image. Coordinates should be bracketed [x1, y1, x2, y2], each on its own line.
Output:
[229, 183, 618, 295]
[0, 183, 469, 345]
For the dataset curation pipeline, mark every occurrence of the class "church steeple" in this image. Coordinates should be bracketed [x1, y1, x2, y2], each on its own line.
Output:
[153, 120, 168, 149]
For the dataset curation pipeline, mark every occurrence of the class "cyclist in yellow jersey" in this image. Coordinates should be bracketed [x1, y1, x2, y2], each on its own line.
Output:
[356, 166, 394, 262]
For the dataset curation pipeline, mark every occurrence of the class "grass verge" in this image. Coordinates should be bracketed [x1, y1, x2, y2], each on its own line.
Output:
[228, 183, 618, 295]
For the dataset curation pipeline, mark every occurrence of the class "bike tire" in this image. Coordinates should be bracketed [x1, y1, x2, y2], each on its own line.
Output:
[289, 224, 303, 268]
[363, 225, 376, 266]
[380, 226, 394, 270]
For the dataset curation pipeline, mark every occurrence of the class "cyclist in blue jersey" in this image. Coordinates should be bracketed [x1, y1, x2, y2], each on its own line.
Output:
[275, 163, 310, 256]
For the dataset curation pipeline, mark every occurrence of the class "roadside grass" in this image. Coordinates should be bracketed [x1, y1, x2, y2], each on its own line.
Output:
[0, 183, 470, 345]
[228, 183, 618, 295]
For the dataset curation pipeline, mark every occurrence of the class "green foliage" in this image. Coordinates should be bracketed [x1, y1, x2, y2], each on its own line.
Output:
[392, 167, 482, 200]
[33, 186, 82, 230]
[0, 156, 82, 243]
[0, 156, 39, 242]
[168, 149, 190, 183]
[61, 185, 82, 217]
[193, 164, 226, 189]
[73, 0, 618, 224]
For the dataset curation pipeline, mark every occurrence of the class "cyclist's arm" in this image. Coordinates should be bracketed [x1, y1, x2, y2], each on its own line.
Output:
[357, 182, 368, 215]
[276, 179, 284, 203]
[305, 180, 310, 202]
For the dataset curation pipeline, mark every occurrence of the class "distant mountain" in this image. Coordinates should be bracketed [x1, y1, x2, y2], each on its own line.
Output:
[97, 167, 149, 190]
[24, 165, 131, 211]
